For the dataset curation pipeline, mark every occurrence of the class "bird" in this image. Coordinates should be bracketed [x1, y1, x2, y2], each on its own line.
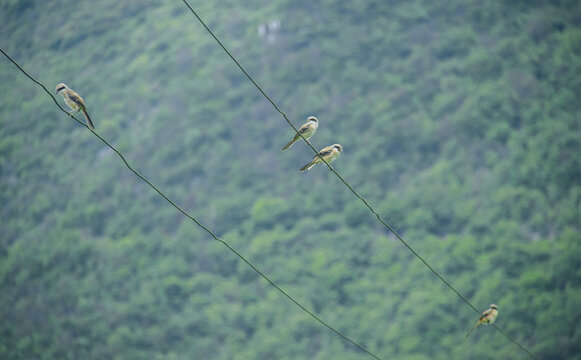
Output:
[282, 116, 319, 151]
[55, 83, 95, 130]
[299, 144, 342, 172]
[466, 304, 499, 337]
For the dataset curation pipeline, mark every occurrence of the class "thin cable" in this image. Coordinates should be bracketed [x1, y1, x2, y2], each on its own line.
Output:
[177, 5, 540, 359]
[493, 324, 539, 360]
[0, 48, 383, 360]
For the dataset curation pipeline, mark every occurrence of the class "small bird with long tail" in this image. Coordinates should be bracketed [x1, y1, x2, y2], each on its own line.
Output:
[55, 83, 95, 130]
[466, 304, 498, 337]
[299, 143, 342, 172]
[282, 116, 318, 150]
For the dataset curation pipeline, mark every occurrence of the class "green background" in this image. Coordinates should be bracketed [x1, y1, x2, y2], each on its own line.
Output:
[1, 0, 580, 359]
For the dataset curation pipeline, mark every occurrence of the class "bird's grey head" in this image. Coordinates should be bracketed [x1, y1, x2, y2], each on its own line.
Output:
[55, 83, 67, 94]
[333, 144, 343, 152]
[308, 116, 318, 123]
[490, 304, 498, 310]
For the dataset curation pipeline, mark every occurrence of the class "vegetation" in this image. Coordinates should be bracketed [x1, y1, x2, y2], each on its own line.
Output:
[1, 0, 580, 359]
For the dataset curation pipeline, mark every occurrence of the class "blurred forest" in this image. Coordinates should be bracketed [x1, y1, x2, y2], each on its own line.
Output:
[1, 0, 580, 359]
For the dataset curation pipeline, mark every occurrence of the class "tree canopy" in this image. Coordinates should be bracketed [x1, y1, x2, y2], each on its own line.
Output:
[1, 0, 580, 359]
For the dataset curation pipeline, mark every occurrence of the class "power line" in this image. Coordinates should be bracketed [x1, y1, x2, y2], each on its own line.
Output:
[0, 48, 384, 360]
[492, 324, 539, 360]
[177, 4, 540, 360]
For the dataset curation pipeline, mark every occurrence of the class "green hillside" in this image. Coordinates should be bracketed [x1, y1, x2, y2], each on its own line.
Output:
[1, 0, 580, 359]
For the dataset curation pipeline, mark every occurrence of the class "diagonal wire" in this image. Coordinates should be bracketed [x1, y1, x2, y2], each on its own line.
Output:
[0, 48, 384, 360]
[177, 4, 540, 360]
[492, 324, 539, 360]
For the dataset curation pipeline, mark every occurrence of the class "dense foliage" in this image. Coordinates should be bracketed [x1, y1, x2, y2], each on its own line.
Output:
[1, 0, 580, 359]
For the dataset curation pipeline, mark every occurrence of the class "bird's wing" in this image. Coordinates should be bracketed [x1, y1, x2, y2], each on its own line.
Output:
[479, 309, 492, 321]
[67, 91, 86, 108]
[314, 146, 333, 158]
[298, 122, 312, 134]
[292, 123, 310, 141]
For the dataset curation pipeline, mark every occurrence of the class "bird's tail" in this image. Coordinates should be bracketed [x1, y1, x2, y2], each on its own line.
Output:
[299, 160, 315, 173]
[281, 137, 297, 151]
[81, 108, 95, 130]
[465, 322, 479, 338]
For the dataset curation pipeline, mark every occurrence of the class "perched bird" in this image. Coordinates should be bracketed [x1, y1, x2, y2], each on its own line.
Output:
[282, 116, 319, 151]
[55, 83, 95, 130]
[466, 304, 499, 337]
[299, 144, 343, 172]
